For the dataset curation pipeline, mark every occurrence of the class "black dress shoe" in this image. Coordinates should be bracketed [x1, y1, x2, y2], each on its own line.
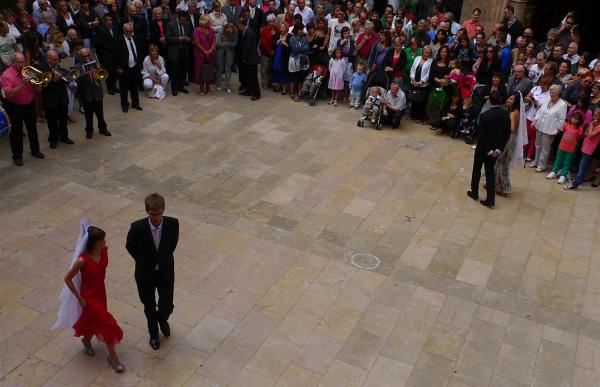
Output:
[32, 151, 45, 159]
[179, 88, 189, 94]
[99, 130, 112, 136]
[251, 96, 260, 101]
[86, 132, 93, 139]
[172, 90, 178, 96]
[184, 81, 190, 86]
[159, 320, 171, 337]
[114, 87, 120, 93]
[49, 142, 58, 149]
[13, 158, 24, 166]
[466, 191, 478, 201]
[61, 138, 75, 145]
[122, 106, 129, 113]
[480, 200, 494, 208]
[107, 89, 115, 95]
[149, 337, 160, 350]
[238, 91, 250, 96]
[132, 105, 143, 111]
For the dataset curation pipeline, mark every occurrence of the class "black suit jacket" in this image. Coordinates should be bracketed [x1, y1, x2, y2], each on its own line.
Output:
[36, 62, 69, 109]
[476, 105, 511, 156]
[115, 34, 142, 72]
[56, 10, 76, 33]
[240, 27, 259, 65]
[76, 67, 103, 103]
[126, 216, 179, 286]
[92, 25, 116, 67]
[165, 20, 192, 61]
[149, 20, 167, 52]
[187, 12, 200, 30]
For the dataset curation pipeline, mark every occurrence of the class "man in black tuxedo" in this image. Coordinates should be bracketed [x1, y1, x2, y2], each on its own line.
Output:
[77, 48, 111, 139]
[126, 193, 179, 350]
[115, 23, 143, 112]
[37, 49, 74, 149]
[237, 17, 260, 100]
[92, 13, 118, 94]
[467, 91, 511, 208]
[166, 12, 192, 96]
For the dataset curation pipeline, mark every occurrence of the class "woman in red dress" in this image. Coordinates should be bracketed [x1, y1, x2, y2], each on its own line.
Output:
[64, 226, 125, 373]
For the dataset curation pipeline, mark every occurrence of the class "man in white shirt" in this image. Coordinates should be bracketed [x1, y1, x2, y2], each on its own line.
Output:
[381, 83, 406, 129]
[562, 41, 580, 74]
[294, 0, 314, 26]
[327, 8, 350, 55]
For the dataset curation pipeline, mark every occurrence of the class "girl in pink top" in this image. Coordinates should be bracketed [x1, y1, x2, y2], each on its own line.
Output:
[566, 110, 600, 189]
[547, 111, 584, 184]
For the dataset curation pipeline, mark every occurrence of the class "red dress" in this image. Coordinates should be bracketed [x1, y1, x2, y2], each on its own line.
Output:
[72, 247, 123, 345]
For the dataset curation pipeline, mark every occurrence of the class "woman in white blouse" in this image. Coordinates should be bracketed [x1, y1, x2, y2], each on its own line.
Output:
[409, 45, 433, 122]
[530, 84, 567, 172]
[142, 44, 169, 99]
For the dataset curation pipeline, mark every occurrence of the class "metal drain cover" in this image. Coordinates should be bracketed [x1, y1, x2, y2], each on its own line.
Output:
[350, 253, 381, 270]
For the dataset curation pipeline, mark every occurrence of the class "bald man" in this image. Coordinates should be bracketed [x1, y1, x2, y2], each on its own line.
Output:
[37, 49, 73, 148]
[77, 48, 110, 138]
[1, 53, 45, 166]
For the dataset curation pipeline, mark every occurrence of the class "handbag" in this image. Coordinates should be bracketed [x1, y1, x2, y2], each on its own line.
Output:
[409, 87, 426, 104]
[200, 63, 216, 82]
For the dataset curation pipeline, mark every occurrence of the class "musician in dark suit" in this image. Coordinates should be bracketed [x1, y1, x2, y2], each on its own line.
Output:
[77, 48, 111, 139]
[115, 22, 142, 112]
[237, 17, 260, 100]
[92, 13, 118, 94]
[126, 193, 179, 350]
[37, 49, 74, 149]
[166, 12, 192, 96]
[467, 91, 511, 208]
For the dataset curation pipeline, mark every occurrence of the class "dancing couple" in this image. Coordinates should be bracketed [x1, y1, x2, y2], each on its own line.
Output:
[54, 193, 179, 373]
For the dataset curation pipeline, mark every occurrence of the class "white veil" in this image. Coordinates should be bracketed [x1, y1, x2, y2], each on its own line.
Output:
[511, 92, 528, 168]
[51, 218, 90, 330]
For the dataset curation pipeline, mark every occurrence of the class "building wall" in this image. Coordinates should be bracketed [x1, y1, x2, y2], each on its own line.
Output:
[460, 0, 511, 35]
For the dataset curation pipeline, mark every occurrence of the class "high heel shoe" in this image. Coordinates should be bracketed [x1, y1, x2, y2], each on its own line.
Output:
[107, 357, 125, 373]
[82, 338, 95, 356]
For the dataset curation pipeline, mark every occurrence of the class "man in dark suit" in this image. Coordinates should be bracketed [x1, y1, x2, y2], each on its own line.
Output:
[126, 193, 179, 350]
[166, 12, 192, 96]
[115, 22, 143, 112]
[467, 91, 511, 208]
[237, 17, 260, 100]
[503, 5, 523, 49]
[245, 0, 263, 39]
[37, 49, 74, 149]
[186, 0, 201, 84]
[92, 13, 118, 94]
[77, 48, 111, 139]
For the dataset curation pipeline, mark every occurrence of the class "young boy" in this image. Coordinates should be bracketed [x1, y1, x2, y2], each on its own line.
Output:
[361, 86, 382, 123]
[348, 63, 367, 109]
[297, 66, 325, 101]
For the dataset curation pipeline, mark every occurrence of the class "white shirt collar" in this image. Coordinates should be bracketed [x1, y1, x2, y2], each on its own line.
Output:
[149, 218, 163, 231]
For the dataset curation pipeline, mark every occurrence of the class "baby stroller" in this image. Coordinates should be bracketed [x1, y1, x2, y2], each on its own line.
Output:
[460, 84, 485, 144]
[294, 64, 328, 106]
[357, 69, 390, 129]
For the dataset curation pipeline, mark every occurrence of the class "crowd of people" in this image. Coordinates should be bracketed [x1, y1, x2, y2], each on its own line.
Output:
[0, 0, 599, 197]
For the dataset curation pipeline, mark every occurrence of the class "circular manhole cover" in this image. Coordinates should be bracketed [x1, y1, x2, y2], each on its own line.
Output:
[350, 253, 381, 270]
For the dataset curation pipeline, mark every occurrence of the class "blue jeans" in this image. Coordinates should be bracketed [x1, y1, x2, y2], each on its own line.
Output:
[572, 153, 592, 187]
[216, 47, 234, 89]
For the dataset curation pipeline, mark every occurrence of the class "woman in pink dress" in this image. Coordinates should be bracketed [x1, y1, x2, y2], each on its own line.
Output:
[193, 15, 217, 95]
[64, 226, 125, 373]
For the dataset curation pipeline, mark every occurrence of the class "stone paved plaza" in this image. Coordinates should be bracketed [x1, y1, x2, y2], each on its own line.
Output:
[1, 87, 600, 387]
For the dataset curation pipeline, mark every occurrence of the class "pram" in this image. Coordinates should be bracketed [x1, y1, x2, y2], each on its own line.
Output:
[294, 64, 328, 106]
[460, 84, 485, 144]
[357, 69, 390, 130]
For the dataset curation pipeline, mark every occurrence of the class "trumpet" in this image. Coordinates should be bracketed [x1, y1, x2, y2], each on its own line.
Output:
[57, 66, 81, 82]
[93, 68, 108, 81]
[21, 66, 52, 87]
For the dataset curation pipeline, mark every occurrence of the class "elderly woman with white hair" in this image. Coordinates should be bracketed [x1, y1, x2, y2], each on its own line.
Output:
[260, 13, 279, 89]
[142, 44, 169, 99]
[529, 84, 568, 172]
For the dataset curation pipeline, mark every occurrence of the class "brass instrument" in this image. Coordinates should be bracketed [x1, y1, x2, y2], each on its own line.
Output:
[93, 68, 108, 81]
[21, 66, 52, 87]
[57, 66, 81, 82]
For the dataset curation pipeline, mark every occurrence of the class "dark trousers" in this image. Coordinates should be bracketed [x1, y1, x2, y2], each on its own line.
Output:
[5, 101, 40, 159]
[238, 60, 247, 89]
[83, 100, 107, 133]
[471, 151, 497, 204]
[136, 271, 174, 338]
[119, 67, 140, 108]
[169, 54, 188, 92]
[44, 104, 69, 143]
[106, 66, 118, 92]
[244, 63, 260, 97]
[382, 109, 405, 129]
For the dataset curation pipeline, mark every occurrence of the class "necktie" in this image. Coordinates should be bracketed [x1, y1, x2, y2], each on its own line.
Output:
[179, 23, 183, 35]
[128, 37, 137, 63]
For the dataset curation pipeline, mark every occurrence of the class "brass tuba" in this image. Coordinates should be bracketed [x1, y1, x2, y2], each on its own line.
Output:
[21, 66, 52, 87]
